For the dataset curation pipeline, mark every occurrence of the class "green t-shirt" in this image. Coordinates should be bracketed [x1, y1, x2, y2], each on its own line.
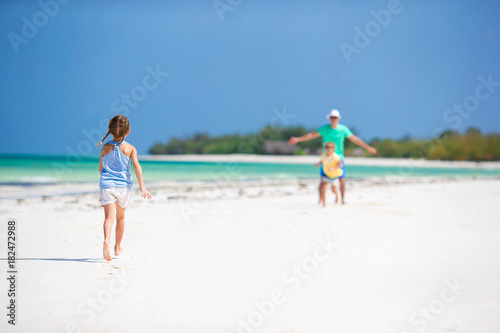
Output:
[317, 124, 353, 159]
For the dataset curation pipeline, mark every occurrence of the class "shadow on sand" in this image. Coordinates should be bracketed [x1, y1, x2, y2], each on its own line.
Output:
[0, 257, 104, 263]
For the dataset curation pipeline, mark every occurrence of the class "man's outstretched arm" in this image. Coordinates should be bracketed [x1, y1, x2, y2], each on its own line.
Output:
[288, 131, 321, 145]
[347, 135, 377, 155]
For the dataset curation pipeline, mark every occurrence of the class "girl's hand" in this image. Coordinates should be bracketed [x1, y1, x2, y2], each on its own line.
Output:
[141, 188, 152, 199]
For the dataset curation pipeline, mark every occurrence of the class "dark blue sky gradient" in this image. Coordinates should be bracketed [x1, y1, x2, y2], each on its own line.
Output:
[1, 0, 499, 155]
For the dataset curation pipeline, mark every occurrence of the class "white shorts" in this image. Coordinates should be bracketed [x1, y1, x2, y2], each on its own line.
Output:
[100, 187, 131, 208]
[320, 176, 340, 186]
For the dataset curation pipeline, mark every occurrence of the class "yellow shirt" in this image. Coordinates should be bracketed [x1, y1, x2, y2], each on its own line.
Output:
[321, 152, 342, 179]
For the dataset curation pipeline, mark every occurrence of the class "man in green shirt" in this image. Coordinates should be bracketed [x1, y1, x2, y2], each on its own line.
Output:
[288, 109, 377, 204]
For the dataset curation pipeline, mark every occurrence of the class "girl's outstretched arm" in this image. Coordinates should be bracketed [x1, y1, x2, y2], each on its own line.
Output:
[131, 147, 152, 199]
[99, 148, 104, 174]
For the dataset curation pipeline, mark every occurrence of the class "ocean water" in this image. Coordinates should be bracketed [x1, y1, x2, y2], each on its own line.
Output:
[1, 154, 499, 186]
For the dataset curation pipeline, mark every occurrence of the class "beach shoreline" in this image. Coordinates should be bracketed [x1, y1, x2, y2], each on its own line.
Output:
[140, 154, 500, 170]
[1, 155, 499, 201]
[1, 174, 499, 201]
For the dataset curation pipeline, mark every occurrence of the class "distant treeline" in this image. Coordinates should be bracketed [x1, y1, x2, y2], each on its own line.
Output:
[149, 126, 500, 161]
[372, 128, 500, 161]
[149, 126, 322, 155]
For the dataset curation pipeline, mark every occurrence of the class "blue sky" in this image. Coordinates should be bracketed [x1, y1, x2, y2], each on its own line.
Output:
[1, 0, 499, 155]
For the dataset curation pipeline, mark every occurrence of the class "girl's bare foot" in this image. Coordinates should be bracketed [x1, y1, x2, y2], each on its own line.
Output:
[114, 245, 124, 256]
[103, 241, 112, 261]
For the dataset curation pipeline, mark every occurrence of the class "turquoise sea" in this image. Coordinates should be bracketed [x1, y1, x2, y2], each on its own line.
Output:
[1, 154, 499, 186]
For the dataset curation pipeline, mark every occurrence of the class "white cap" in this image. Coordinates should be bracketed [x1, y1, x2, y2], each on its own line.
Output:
[326, 109, 341, 120]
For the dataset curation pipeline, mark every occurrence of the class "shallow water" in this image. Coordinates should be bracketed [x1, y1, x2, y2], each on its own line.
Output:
[1, 154, 499, 186]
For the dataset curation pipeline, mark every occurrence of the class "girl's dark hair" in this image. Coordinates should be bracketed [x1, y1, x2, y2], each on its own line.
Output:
[96, 115, 130, 147]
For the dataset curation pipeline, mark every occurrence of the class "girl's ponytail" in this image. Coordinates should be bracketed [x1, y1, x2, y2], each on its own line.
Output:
[96, 131, 110, 147]
[97, 115, 129, 147]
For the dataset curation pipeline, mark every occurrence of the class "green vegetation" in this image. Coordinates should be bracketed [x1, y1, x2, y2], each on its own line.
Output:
[149, 125, 323, 155]
[370, 128, 500, 161]
[149, 126, 500, 161]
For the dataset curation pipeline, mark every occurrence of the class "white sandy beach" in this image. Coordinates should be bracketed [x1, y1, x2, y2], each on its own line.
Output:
[1, 177, 500, 333]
